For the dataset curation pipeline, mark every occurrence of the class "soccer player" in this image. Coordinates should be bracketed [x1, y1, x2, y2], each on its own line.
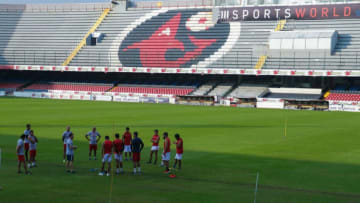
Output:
[16, 134, 30, 174]
[85, 127, 101, 160]
[99, 136, 113, 176]
[147, 129, 160, 164]
[28, 130, 38, 168]
[131, 132, 144, 175]
[62, 126, 72, 163]
[162, 132, 171, 174]
[24, 124, 31, 162]
[122, 127, 132, 161]
[113, 133, 124, 174]
[66, 133, 77, 173]
[173, 134, 183, 170]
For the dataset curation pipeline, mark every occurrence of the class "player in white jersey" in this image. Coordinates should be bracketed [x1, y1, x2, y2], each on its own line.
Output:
[66, 133, 77, 173]
[28, 130, 38, 168]
[17, 134, 31, 175]
[62, 126, 72, 163]
[23, 124, 31, 162]
[85, 127, 101, 160]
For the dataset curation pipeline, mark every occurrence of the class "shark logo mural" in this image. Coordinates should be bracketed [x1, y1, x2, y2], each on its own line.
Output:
[111, 9, 240, 69]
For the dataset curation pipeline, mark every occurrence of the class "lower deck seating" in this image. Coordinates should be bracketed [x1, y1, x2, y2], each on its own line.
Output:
[326, 92, 360, 101]
[228, 85, 268, 98]
[25, 82, 112, 92]
[207, 83, 234, 97]
[190, 83, 215, 96]
[0, 82, 23, 90]
[111, 85, 194, 95]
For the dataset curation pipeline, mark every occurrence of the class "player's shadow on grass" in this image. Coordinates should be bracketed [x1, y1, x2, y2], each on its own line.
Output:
[1, 134, 360, 202]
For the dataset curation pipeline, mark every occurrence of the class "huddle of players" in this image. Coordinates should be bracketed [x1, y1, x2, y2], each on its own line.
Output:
[16, 124, 38, 174]
[62, 126, 184, 175]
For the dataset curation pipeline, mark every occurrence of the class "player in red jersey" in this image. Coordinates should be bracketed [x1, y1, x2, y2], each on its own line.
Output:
[99, 136, 113, 176]
[147, 129, 160, 165]
[16, 134, 31, 175]
[113, 133, 124, 174]
[122, 127, 132, 161]
[173, 134, 183, 170]
[162, 132, 171, 174]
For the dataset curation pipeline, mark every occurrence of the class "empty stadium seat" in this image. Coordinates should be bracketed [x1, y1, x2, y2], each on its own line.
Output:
[25, 83, 112, 92]
[326, 93, 360, 101]
[111, 86, 193, 95]
[0, 10, 102, 65]
[70, 8, 277, 69]
[0, 82, 23, 90]
[2, 5, 360, 71]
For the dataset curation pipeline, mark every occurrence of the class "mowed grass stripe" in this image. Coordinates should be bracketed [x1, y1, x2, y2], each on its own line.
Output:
[0, 97, 360, 203]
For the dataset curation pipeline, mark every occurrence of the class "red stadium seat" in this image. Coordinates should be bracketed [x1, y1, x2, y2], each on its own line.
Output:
[25, 83, 112, 92]
[326, 93, 360, 101]
[111, 86, 194, 96]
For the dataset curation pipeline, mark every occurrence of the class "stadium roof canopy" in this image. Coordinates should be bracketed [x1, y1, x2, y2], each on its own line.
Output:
[1, 0, 110, 4]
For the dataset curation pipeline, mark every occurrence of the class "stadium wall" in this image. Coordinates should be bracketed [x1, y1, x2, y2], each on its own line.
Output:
[4, 65, 360, 77]
[11, 91, 175, 104]
[11, 91, 360, 112]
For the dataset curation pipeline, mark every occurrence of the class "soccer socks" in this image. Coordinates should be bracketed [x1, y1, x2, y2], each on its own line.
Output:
[137, 167, 141, 172]
[116, 168, 124, 174]
[133, 168, 136, 174]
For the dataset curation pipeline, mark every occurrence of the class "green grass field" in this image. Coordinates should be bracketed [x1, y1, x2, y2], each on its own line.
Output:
[1, 97, 360, 203]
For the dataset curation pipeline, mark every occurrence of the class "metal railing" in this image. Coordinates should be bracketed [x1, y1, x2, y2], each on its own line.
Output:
[1, 50, 360, 70]
[127, 0, 213, 10]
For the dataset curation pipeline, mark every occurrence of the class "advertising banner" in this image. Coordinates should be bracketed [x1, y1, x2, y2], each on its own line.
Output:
[219, 3, 358, 22]
[157, 97, 170, 104]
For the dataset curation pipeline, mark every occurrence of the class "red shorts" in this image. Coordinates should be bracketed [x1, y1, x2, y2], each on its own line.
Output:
[30, 150, 36, 158]
[133, 152, 140, 162]
[18, 155, 25, 162]
[24, 143, 29, 150]
[64, 144, 66, 152]
[89, 144, 97, 151]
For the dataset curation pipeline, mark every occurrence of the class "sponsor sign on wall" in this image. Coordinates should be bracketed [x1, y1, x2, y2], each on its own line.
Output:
[219, 3, 358, 21]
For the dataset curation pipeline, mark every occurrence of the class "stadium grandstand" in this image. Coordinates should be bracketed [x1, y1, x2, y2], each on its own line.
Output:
[2, 1, 360, 203]
[0, 0, 360, 112]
